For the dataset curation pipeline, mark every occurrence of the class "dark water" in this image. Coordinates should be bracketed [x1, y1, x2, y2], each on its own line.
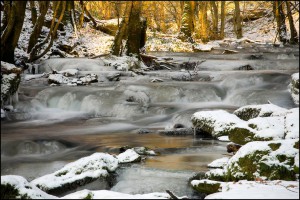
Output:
[1, 46, 299, 197]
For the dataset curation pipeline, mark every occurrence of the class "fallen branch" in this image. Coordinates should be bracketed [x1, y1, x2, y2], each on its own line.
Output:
[89, 53, 110, 59]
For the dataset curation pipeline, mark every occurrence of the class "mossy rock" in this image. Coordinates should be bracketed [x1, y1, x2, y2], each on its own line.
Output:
[226, 149, 297, 181]
[0, 183, 30, 199]
[192, 181, 221, 195]
[294, 140, 299, 149]
[228, 127, 255, 145]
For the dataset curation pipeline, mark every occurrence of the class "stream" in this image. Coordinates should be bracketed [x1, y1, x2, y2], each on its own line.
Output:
[1, 44, 299, 198]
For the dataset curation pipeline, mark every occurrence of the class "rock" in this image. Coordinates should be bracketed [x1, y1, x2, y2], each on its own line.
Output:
[193, 44, 213, 52]
[233, 104, 288, 121]
[223, 139, 299, 181]
[58, 69, 78, 77]
[226, 143, 242, 154]
[117, 149, 141, 163]
[237, 64, 254, 70]
[288, 73, 299, 105]
[31, 153, 118, 194]
[48, 74, 69, 85]
[106, 73, 121, 81]
[191, 179, 221, 194]
[191, 110, 245, 138]
[158, 128, 194, 136]
[119, 146, 156, 156]
[136, 128, 152, 134]
[174, 123, 185, 129]
[1, 175, 58, 199]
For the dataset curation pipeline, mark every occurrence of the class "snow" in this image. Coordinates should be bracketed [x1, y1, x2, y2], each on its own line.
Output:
[24, 73, 47, 81]
[1, 175, 58, 199]
[284, 108, 299, 139]
[48, 74, 70, 84]
[61, 189, 170, 199]
[117, 149, 141, 163]
[217, 136, 230, 141]
[208, 157, 230, 168]
[191, 179, 222, 188]
[247, 116, 285, 140]
[193, 44, 214, 52]
[1, 109, 5, 118]
[1, 73, 17, 97]
[58, 69, 79, 76]
[1, 61, 18, 70]
[205, 180, 299, 199]
[31, 153, 118, 191]
[288, 72, 299, 106]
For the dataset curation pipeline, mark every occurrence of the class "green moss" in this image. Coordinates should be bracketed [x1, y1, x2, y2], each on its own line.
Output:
[248, 123, 257, 129]
[293, 140, 299, 149]
[0, 183, 31, 199]
[84, 193, 93, 199]
[235, 108, 261, 121]
[192, 181, 221, 195]
[268, 143, 281, 151]
[55, 170, 68, 177]
[228, 127, 255, 145]
[294, 166, 299, 174]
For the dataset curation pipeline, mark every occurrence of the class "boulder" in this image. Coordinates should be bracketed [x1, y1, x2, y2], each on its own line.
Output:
[191, 110, 245, 138]
[224, 139, 298, 181]
[226, 143, 242, 154]
[191, 179, 221, 194]
[288, 73, 299, 105]
[48, 74, 70, 85]
[207, 157, 230, 169]
[1, 175, 58, 199]
[31, 153, 118, 194]
[117, 149, 141, 163]
[233, 103, 287, 121]
[119, 146, 156, 156]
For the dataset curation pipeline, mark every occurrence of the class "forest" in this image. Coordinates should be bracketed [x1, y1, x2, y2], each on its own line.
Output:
[1, 1, 300, 199]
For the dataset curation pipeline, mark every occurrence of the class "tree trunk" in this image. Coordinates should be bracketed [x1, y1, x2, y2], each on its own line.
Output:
[27, 1, 50, 53]
[126, 1, 143, 56]
[220, 1, 225, 39]
[1, 1, 27, 63]
[30, 1, 37, 25]
[198, 2, 209, 43]
[285, 1, 298, 44]
[180, 1, 194, 40]
[234, 1, 243, 39]
[112, 2, 131, 56]
[273, 1, 287, 44]
[210, 1, 218, 39]
[79, 0, 85, 27]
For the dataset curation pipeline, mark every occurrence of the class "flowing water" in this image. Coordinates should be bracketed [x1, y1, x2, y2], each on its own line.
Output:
[1, 45, 299, 198]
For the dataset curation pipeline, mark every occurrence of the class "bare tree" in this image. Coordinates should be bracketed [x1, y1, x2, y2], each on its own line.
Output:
[1, 1, 27, 63]
[27, 1, 50, 53]
[28, 1, 66, 62]
[233, 1, 243, 39]
[285, 1, 298, 44]
[198, 1, 209, 42]
[210, 1, 219, 39]
[273, 1, 287, 44]
[220, 1, 226, 39]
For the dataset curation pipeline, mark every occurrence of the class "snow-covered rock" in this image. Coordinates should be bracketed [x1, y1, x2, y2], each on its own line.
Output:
[193, 44, 214, 52]
[207, 157, 230, 169]
[288, 73, 299, 106]
[1, 175, 58, 199]
[117, 149, 141, 163]
[132, 147, 156, 156]
[191, 179, 221, 194]
[1, 109, 6, 119]
[61, 189, 170, 199]
[208, 139, 299, 181]
[234, 103, 288, 121]
[191, 110, 246, 138]
[58, 69, 78, 77]
[205, 180, 299, 199]
[31, 153, 118, 193]
[48, 74, 70, 85]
